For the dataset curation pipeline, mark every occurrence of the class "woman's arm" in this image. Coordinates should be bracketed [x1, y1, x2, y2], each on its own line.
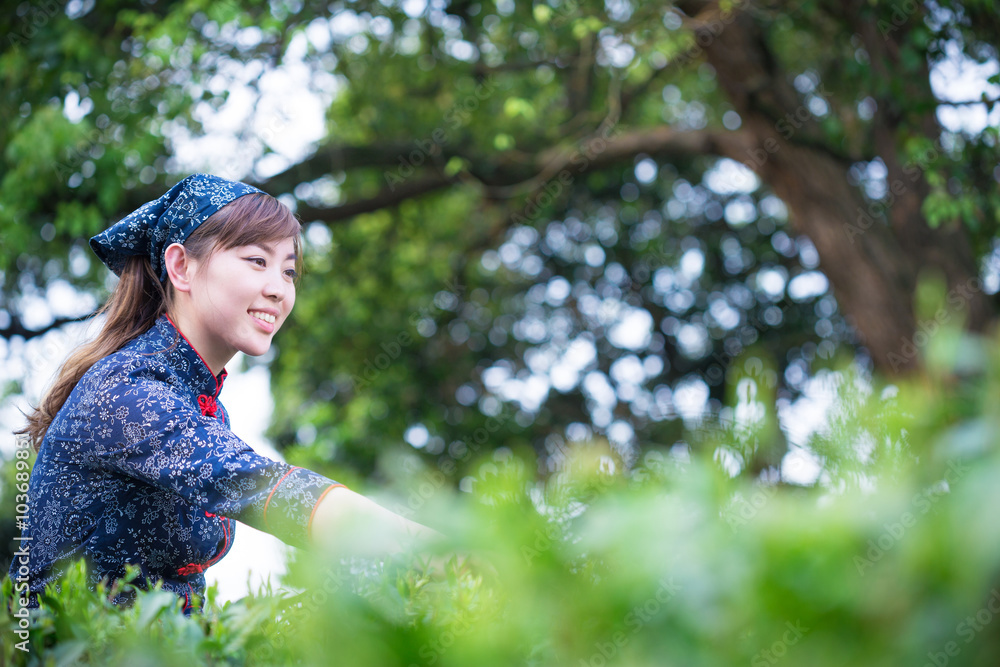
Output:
[309, 486, 444, 555]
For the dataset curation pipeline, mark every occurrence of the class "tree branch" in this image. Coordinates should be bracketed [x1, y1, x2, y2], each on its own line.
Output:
[937, 96, 1000, 108]
[292, 174, 462, 224]
[0, 314, 92, 342]
[271, 123, 755, 222]
[521, 125, 755, 190]
[258, 144, 458, 195]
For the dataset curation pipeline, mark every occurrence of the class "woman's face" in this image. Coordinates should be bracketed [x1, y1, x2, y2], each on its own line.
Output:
[184, 236, 298, 369]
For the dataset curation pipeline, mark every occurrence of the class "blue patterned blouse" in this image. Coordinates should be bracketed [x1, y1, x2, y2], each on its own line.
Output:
[8, 314, 344, 615]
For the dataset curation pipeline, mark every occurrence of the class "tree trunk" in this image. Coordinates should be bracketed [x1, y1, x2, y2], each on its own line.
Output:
[683, 3, 993, 373]
[240, 1, 994, 377]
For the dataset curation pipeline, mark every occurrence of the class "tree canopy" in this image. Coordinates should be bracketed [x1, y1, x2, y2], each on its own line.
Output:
[2, 0, 999, 485]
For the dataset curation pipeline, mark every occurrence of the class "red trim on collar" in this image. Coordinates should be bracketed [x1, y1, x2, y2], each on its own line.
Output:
[163, 313, 228, 396]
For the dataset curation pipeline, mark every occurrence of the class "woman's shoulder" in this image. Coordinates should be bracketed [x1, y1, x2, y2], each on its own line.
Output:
[83, 331, 175, 388]
[52, 334, 180, 429]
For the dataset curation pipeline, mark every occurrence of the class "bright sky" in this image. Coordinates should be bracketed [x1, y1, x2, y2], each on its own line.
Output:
[2, 13, 999, 604]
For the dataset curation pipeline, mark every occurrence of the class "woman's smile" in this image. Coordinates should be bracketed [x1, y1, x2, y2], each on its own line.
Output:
[249, 309, 279, 333]
[171, 236, 298, 374]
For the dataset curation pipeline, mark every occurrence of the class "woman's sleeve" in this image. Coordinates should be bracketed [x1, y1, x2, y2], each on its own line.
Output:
[83, 375, 344, 548]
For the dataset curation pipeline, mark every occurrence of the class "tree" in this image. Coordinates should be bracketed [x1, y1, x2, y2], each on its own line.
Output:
[1, 0, 998, 482]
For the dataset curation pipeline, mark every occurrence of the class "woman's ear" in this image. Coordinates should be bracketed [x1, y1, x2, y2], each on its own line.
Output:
[163, 243, 195, 294]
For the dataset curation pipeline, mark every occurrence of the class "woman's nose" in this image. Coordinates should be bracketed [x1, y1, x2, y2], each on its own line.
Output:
[263, 271, 290, 301]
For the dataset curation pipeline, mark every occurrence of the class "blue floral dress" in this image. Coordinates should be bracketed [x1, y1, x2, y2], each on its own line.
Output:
[7, 314, 344, 615]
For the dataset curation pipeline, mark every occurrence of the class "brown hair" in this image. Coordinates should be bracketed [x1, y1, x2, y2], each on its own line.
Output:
[18, 192, 301, 450]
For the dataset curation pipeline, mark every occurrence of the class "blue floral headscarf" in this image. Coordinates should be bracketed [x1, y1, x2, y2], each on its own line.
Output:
[89, 174, 262, 282]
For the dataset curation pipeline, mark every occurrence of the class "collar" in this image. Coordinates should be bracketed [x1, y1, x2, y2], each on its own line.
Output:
[149, 314, 228, 417]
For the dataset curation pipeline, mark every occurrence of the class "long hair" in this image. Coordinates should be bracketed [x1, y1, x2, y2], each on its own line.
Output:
[18, 192, 301, 450]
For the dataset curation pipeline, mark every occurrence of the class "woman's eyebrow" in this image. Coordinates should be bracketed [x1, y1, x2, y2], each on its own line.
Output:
[247, 242, 295, 261]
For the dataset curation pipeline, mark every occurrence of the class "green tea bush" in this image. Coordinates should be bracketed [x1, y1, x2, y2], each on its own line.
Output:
[4, 328, 1000, 666]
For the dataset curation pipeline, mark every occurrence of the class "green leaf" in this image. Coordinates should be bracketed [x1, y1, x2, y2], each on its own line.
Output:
[136, 590, 181, 629]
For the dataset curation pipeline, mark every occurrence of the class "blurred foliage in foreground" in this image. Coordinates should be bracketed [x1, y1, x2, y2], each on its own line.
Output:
[3, 324, 1000, 666]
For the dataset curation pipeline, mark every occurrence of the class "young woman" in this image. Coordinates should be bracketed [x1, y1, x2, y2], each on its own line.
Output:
[7, 174, 440, 615]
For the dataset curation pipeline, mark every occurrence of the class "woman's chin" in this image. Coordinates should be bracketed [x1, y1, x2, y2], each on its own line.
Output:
[240, 342, 272, 358]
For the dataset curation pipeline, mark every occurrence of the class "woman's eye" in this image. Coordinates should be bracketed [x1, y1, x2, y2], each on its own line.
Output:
[245, 257, 266, 267]
[284, 269, 299, 279]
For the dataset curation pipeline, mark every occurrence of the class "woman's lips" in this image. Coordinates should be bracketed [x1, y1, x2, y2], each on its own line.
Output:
[249, 310, 276, 333]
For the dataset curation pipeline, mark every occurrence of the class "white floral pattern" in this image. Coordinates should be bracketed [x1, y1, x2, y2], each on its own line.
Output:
[89, 173, 262, 281]
[9, 315, 344, 615]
